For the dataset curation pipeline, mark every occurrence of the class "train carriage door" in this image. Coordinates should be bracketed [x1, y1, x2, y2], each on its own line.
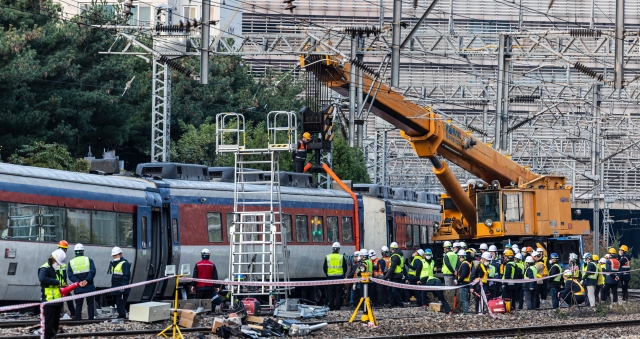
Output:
[129, 206, 151, 301]
[160, 204, 181, 297]
[140, 206, 164, 300]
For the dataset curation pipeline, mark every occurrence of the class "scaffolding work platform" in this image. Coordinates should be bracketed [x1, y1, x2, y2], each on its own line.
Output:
[215, 112, 296, 307]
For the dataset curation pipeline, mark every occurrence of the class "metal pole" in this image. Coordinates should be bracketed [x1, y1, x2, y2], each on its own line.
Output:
[400, 0, 439, 49]
[591, 82, 600, 253]
[391, 0, 401, 87]
[482, 104, 488, 143]
[590, 0, 596, 29]
[357, 36, 364, 148]
[500, 38, 511, 151]
[349, 36, 357, 147]
[200, 0, 211, 84]
[380, 0, 384, 28]
[614, 0, 624, 89]
[495, 35, 507, 150]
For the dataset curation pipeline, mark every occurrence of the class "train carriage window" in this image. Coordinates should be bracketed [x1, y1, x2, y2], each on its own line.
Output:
[140, 215, 147, 249]
[341, 217, 353, 244]
[207, 212, 223, 242]
[421, 225, 428, 244]
[172, 218, 178, 244]
[0, 202, 7, 239]
[68, 209, 91, 244]
[40, 206, 65, 242]
[311, 216, 324, 243]
[92, 211, 117, 245]
[295, 215, 309, 242]
[117, 213, 134, 247]
[327, 216, 339, 243]
[405, 225, 413, 247]
[226, 213, 239, 242]
[413, 225, 420, 246]
[282, 214, 293, 243]
[243, 215, 258, 241]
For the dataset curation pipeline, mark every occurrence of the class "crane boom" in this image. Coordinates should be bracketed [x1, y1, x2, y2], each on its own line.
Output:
[307, 57, 589, 241]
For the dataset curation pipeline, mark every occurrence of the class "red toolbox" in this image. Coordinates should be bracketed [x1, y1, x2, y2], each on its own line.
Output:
[487, 298, 506, 314]
[242, 298, 261, 315]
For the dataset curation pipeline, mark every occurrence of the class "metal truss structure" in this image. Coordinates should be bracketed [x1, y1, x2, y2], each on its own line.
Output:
[151, 60, 171, 162]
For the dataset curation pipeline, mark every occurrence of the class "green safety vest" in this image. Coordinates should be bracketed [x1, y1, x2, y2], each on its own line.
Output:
[583, 262, 598, 280]
[391, 253, 404, 274]
[408, 256, 421, 276]
[420, 258, 434, 279]
[326, 253, 344, 276]
[112, 260, 127, 285]
[362, 259, 373, 273]
[70, 256, 90, 274]
[442, 251, 458, 275]
[552, 264, 563, 282]
[39, 263, 62, 301]
[525, 265, 538, 279]
[502, 262, 515, 279]
[489, 264, 496, 279]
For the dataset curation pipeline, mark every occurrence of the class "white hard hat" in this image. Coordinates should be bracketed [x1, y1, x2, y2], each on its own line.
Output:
[354, 251, 360, 256]
[479, 243, 488, 250]
[457, 250, 467, 256]
[453, 242, 461, 248]
[488, 245, 498, 252]
[360, 249, 368, 256]
[459, 242, 467, 248]
[417, 249, 425, 256]
[51, 249, 66, 265]
[512, 244, 519, 250]
[201, 248, 211, 255]
[381, 246, 389, 252]
[368, 249, 376, 257]
[111, 247, 123, 256]
[74, 243, 85, 251]
[481, 252, 493, 260]
[536, 248, 544, 253]
[390, 242, 399, 249]
[514, 248, 520, 254]
[515, 253, 523, 260]
[443, 241, 452, 247]
[599, 258, 607, 264]
[532, 251, 540, 257]
[525, 256, 535, 263]
[332, 242, 341, 248]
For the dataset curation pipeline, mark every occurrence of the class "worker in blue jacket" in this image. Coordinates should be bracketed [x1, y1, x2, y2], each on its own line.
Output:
[558, 270, 585, 305]
[523, 256, 537, 310]
[108, 247, 131, 319]
[67, 243, 97, 320]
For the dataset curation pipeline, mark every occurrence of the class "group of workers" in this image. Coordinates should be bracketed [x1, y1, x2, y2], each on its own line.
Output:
[38, 240, 131, 339]
[323, 241, 633, 315]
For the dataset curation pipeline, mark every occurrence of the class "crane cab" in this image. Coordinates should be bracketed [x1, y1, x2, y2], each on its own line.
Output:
[433, 176, 589, 241]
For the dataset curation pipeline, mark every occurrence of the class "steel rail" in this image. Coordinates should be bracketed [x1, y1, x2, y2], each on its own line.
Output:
[0, 318, 115, 328]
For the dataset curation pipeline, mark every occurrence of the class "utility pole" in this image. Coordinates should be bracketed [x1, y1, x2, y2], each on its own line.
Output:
[391, 0, 401, 87]
[495, 34, 511, 151]
[357, 36, 365, 148]
[591, 82, 601, 253]
[200, 0, 211, 84]
[349, 36, 357, 147]
[614, 0, 624, 90]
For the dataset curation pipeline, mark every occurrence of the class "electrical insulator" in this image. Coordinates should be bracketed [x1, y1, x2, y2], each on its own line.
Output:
[123, 0, 134, 16]
[283, 0, 296, 13]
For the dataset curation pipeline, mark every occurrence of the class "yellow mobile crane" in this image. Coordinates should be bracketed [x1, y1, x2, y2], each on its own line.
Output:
[305, 56, 589, 244]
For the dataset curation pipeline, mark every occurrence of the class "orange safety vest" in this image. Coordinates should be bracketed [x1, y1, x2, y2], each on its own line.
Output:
[372, 258, 383, 277]
[609, 258, 620, 271]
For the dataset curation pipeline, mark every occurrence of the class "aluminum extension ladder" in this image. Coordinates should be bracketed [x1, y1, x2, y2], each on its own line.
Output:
[215, 111, 297, 307]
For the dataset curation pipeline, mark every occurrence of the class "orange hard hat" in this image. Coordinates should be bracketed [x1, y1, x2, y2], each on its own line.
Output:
[525, 246, 533, 253]
[620, 245, 629, 252]
[58, 240, 69, 249]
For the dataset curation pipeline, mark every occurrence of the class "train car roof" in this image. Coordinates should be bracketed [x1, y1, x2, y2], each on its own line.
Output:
[384, 198, 440, 210]
[0, 163, 156, 190]
[162, 179, 354, 199]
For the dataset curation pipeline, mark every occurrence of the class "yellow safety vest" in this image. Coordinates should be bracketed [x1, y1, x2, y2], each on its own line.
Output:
[552, 264, 563, 282]
[70, 256, 90, 274]
[39, 263, 62, 301]
[326, 253, 344, 276]
[408, 256, 421, 276]
[420, 258, 434, 279]
[574, 280, 585, 296]
[442, 251, 458, 275]
[597, 263, 606, 285]
[479, 264, 489, 283]
[502, 262, 515, 279]
[583, 262, 598, 280]
[391, 253, 404, 274]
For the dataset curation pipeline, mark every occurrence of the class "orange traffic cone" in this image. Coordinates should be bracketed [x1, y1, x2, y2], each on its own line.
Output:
[60, 282, 80, 297]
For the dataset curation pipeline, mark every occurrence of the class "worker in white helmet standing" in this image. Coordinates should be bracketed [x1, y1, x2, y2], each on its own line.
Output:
[108, 247, 131, 319]
[442, 241, 458, 286]
[192, 248, 219, 311]
[323, 242, 347, 310]
[383, 242, 406, 307]
[67, 243, 96, 320]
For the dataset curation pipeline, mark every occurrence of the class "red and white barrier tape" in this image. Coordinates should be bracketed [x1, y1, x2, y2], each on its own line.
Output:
[370, 277, 478, 291]
[181, 277, 363, 287]
[478, 282, 498, 319]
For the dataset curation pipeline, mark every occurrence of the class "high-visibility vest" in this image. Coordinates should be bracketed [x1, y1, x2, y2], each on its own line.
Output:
[597, 263, 606, 285]
[488, 264, 496, 280]
[70, 256, 90, 274]
[525, 265, 538, 280]
[460, 261, 472, 282]
[420, 259, 434, 279]
[542, 257, 549, 275]
[574, 280, 585, 296]
[479, 264, 489, 283]
[372, 258, 383, 277]
[584, 262, 598, 280]
[516, 262, 525, 273]
[609, 258, 620, 271]
[391, 253, 404, 274]
[442, 251, 458, 275]
[326, 253, 344, 276]
[552, 264, 563, 282]
[362, 259, 373, 273]
[111, 260, 127, 285]
[39, 263, 62, 301]
[408, 256, 421, 276]
[502, 262, 515, 279]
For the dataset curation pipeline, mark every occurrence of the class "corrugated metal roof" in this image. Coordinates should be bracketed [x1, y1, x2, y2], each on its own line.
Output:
[0, 163, 155, 190]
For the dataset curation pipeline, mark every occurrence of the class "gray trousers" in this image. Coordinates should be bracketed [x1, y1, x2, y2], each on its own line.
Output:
[586, 285, 596, 306]
[443, 275, 454, 286]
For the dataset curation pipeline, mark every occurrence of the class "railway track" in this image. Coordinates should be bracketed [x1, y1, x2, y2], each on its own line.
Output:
[344, 318, 640, 339]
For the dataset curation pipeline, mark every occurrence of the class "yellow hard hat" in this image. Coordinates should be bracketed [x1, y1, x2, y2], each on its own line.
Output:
[302, 132, 311, 139]
[592, 254, 599, 261]
[620, 245, 629, 252]
[608, 247, 617, 254]
[504, 249, 514, 257]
